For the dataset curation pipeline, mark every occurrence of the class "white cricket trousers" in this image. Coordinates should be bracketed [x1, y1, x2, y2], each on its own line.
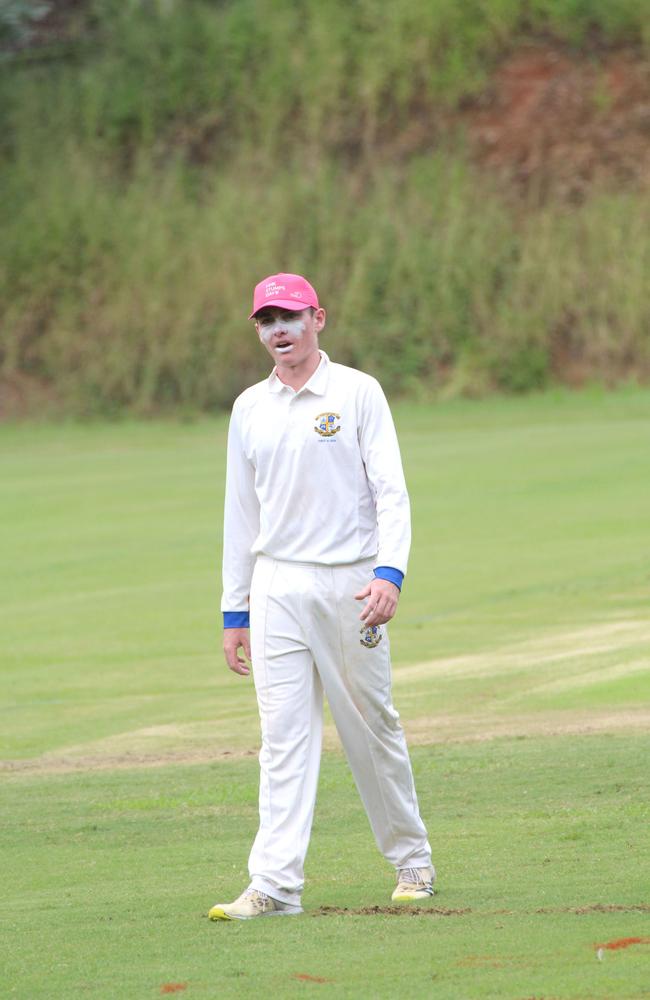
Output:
[247, 555, 431, 906]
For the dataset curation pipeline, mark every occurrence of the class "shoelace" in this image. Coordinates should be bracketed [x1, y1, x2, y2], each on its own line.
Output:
[398, 867, 426, 885]
[243, 888, 269, 901]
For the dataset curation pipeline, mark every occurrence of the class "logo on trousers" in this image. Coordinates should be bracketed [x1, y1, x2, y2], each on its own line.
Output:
[314, 412, 341, 437]
[360, 625, 383, 648]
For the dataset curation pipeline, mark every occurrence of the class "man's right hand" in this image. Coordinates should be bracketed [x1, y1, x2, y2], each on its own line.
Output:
[223, 628, 251, 676]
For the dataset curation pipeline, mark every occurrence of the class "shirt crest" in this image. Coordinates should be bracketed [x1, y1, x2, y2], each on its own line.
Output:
[314, 412, 341, 437]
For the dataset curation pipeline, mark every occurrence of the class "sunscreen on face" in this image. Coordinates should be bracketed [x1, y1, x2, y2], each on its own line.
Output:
[258, 316, 306, 346]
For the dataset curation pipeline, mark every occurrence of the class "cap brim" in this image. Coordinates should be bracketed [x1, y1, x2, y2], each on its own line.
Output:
[249, 299, 314, 320]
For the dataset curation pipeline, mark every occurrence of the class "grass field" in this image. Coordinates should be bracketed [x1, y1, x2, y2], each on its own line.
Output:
[2, 387, 650, 998]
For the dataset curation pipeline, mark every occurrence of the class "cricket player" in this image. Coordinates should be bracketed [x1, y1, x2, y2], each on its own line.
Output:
[209, 273, 433, 920]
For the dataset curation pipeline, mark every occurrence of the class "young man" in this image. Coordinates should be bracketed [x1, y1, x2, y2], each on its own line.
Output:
[209, 273, 433, 921]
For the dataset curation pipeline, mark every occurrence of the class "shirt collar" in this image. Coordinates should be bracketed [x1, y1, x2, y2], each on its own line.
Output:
[267, 350, 330, 396]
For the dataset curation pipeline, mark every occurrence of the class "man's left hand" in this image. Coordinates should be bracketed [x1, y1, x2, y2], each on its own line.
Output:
[355, 578, 400, 628]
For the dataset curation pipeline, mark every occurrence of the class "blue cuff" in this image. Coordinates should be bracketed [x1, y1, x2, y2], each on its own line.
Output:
[223, 611, 250, 628]
[373, 566, 404, 590]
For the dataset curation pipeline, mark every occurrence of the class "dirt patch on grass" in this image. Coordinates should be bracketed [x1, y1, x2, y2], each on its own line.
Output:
[538, 904, 650, 915]
[312, 905, 471, 917]
[313, 903, 650, 921]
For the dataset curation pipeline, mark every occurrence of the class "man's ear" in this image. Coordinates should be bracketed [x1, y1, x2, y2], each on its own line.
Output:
[314, 307, 327, 332]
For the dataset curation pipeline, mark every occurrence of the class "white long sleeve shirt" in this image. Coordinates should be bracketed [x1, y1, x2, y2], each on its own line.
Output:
[221, 351, 411, 617]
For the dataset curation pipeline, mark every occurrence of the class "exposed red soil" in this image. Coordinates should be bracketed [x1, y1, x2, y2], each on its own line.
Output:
[292, 974, 333, 983]
[367, 43, 650, 201]
[463, 44, 650, 199]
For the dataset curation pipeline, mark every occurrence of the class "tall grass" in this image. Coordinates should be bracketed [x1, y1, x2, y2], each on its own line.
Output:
[1, 0, 649, 413]
[2, 147, 648, 413]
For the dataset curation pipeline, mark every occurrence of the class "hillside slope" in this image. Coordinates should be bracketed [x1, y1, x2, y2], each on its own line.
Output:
[1, 1, 649, 415]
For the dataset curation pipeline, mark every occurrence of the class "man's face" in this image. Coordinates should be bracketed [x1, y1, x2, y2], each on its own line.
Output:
[254, 306, 326, 368]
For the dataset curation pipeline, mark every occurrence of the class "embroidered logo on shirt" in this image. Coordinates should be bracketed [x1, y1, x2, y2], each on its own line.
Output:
[314, 412, 341, 437]
[360, 625, 383, 648]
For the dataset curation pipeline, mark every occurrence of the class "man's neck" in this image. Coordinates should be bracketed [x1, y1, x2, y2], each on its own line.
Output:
[275, 349, 321, 392]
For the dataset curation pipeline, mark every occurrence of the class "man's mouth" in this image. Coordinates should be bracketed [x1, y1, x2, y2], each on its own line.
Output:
[275, 341, 294, 353]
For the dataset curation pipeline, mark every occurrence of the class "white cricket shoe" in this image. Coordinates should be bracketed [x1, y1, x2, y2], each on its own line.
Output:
[208, 887, 303, 921]
[391, 865, 436, 902]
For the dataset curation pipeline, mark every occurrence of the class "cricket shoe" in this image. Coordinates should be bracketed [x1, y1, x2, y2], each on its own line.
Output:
[391, 866, 436, 902]
[208, 887, 302, 921]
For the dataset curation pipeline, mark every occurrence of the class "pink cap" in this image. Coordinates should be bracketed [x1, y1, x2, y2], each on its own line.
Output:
[249, 273, 319, 319]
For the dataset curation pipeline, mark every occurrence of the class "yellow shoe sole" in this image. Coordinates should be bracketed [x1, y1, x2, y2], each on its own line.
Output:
[208, 906, 237, 921]
[391, 890, 435, 903]
[208, 904, 302, 920]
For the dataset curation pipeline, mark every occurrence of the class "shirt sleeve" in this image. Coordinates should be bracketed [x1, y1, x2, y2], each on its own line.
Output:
[358, 378, 411, 576]
[374, 566, 404, 590]
[221, 400, 260, 622]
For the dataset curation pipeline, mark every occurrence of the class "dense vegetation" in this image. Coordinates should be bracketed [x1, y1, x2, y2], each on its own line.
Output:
[1, 0, 649, 413]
